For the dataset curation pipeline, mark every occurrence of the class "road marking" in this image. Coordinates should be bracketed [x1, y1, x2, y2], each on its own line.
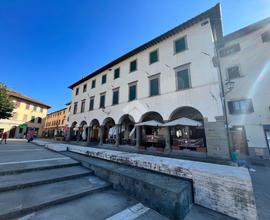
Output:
[0, 149, 45, 152]
[105, 203, 150, 220]
[0, 157, 70, 165]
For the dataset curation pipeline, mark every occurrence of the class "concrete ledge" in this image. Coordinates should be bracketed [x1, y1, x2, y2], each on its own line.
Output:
[45, 144, 68, 152]
[32, 140, 51, 146]
[33, 142, 257, 220]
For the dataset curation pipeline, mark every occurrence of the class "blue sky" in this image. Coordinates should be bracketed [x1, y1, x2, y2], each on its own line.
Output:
[1, 0, 269, 112]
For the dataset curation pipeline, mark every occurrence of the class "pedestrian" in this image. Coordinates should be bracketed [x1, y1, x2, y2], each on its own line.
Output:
[27, 129, 34, 142]
[2, 132, 7, 144]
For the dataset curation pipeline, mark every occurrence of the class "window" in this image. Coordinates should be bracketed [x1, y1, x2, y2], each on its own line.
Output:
[33, 105, 37, 111]
[227, 65, 241, 80]
[261, 31, 270, 43]
[16, 101, 20, 108]
[40, 107, 43, 113]
[81, 100, 86, 113]
[174, 36, 187, 54]
[149, 50, 159, 64]
[149, 75, 160, 96]
[130, 60, 137, 72]
[83, 84, 87, 93]
[114, 68, 120, 79]
[129, 82, 137, 101]
[228, 99, 254, 114]
[91, 79, 96, 88]
[62, 119, 65, 124]
[176, 65, 191, 90]
[75, 88, 79, 95]
[26, 104, 30, 110]
[73, 102, 78, 114]
[99, 93, 106, 108]
[219, 43, 241, 57]
[37, 117, 42, 124]
[30, 116, 35, 123]
[112, 88, 119, 105]
[102, 74, 107, 84]
[89, 97, 94, 111]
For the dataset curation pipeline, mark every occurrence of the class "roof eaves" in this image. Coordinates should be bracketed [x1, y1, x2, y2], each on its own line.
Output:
[68, 4, 222, 89]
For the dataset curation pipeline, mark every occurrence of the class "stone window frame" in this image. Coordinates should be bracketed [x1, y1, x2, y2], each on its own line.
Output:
[148, 73, 160, 97]
[174, 63, 192, 91]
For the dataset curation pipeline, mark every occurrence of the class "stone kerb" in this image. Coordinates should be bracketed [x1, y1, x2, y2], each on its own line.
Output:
[66, 145, 257, 220]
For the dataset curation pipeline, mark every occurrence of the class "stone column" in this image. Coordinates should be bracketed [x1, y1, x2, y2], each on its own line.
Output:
[99, 125, 104, 145]
[115, 124, 120, 147]
[66, 127, 71, 141]
[87, 126, 92, 145]
[136, 126, 141, 149]
[164, 126, 171, 153]
[76, 128, 80, 142]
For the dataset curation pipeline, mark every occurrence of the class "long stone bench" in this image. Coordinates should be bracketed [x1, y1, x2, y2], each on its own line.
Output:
[32, 140, 257, 220]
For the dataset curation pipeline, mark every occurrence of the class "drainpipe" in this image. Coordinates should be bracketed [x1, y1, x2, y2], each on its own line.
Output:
[213, 41, 233, 160]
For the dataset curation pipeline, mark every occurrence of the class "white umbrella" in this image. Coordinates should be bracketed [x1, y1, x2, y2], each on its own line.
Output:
[135, 120, 163, 127]
[109, 126, 117, 137]
[163, 117, 202, 127]
[129, 127, 136, 137]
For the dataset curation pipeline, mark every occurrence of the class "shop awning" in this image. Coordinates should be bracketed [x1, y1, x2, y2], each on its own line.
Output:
[163, 117, 202, 127]
[135, 120, 163, 127]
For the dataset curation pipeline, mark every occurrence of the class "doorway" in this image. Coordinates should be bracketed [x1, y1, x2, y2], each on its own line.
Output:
[263, 125, 270, 154]
[230, 126, 249, 155]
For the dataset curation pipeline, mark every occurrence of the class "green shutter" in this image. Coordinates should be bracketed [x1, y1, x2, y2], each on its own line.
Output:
[112, 90, 119, 105]
[149, 50, 158, 64]
[100, 95, 105, 108]
[114, 68, 120, 79]
[177, 68, 190, 90]
[175, 37, 187, 53]
[130, 60, 137, 72]
[150, 78, 159, 96]
[129, 85, 136, 101]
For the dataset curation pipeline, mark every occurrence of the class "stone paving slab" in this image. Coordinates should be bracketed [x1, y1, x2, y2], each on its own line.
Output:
[0, 176, 110, 219]
[17, 190, 167, 220]
[0, 157, 79, 175]
[38, 141, 257, 220]
[0, 165, 92, 192]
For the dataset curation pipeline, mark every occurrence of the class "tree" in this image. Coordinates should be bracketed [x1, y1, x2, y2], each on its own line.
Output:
[0, 83, 14, 119]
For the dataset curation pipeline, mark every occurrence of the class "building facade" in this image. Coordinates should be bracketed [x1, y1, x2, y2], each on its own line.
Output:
[219, 18, 270, 159]
[0, 90, 50, 138]
[67, 5, 231, 160]
[42, 108, 68, 138]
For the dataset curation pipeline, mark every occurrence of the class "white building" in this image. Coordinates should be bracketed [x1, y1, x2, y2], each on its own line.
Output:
[67, 4, 231, 160]
[219, 17, 270, 159]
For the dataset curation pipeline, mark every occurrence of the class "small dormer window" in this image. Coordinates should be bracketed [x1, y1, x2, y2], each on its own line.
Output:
[261, 31, 270, 43]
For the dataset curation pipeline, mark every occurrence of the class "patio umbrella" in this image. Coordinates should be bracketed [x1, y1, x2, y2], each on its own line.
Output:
[135, 120, 163, 127]
[163, 117, 202, 127]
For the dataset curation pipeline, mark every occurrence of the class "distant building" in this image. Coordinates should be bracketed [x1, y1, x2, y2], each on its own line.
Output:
[0, 90, 50, 138]
[219, 17, 270, 159]
[42, 107, 68, 139]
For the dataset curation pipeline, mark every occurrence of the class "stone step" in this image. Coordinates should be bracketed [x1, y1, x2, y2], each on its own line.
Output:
[63, 151, 193, 220]
[0, 165, 92, 192]
[18, 190, 168, 220]
[0, 176, 110, 220]
[0, 158, 79, 175]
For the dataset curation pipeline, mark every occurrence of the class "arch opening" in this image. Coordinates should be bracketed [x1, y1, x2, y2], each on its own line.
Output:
[102, 117, 116, 144]
[169, 106, 207, 153]
[119, 114, 136, 146]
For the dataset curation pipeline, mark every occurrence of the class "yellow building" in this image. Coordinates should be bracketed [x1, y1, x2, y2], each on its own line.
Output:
[0, 90, 50, 138]
[42, 108, 68, 138]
